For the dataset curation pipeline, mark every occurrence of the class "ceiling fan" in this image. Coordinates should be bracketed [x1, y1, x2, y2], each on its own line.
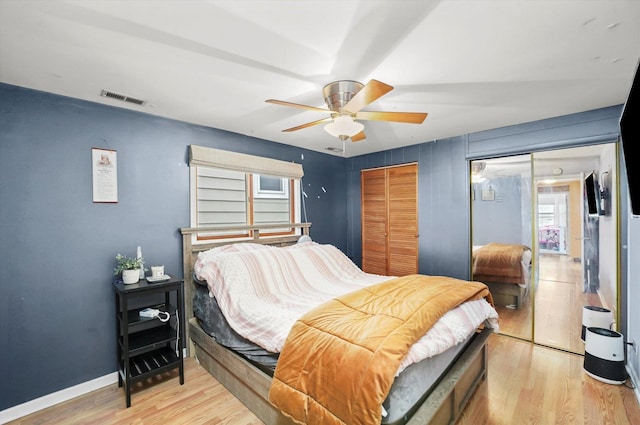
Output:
[266, 79, 428, 142]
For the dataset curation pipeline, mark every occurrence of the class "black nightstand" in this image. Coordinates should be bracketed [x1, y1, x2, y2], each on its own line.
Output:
[113, 274, 185, 407]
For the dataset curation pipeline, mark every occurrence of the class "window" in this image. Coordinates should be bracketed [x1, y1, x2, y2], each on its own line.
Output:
[188, 145, 303, 242]
[253, 174, 289, 199]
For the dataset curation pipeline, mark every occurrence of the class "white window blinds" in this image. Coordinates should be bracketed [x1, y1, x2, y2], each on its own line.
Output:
[196, 167, 247, 227]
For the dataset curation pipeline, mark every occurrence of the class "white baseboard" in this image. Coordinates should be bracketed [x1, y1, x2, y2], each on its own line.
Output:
[627, 364, 640, 407]
[0, 372, 118, 424]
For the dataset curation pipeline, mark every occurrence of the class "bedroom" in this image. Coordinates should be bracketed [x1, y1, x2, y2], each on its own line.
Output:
[1, 1, 640, 424]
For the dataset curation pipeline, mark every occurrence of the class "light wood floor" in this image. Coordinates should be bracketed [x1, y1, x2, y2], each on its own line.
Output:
[494, 254, 602, 354]
[9, 334, 640, 425]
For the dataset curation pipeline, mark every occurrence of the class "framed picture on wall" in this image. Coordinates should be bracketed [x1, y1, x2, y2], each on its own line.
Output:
[92, 148, 118, 203]
[481, 189, 495, 201]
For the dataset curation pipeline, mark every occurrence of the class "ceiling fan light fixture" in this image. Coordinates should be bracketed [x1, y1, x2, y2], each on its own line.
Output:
[472, 162, 486, 173]
[323, 115, 364, 138]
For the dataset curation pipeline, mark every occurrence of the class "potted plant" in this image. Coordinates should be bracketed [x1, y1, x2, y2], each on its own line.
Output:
[114, 253, 145, 284]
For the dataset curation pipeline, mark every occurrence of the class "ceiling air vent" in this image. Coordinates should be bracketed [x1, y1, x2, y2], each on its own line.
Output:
[100, 90, 145, 106]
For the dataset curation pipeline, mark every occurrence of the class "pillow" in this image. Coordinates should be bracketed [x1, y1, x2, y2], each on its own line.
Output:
[194, 243, 270, 279]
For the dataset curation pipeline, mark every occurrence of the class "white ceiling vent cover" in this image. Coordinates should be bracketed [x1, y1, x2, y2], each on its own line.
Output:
[100, 90, 145, 106]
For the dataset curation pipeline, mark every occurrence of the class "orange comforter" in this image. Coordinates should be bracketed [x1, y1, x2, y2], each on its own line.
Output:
[268, 274, 492, 425]
[472, 243, 530, 285]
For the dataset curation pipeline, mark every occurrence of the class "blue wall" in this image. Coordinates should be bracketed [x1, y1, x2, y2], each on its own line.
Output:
[0, 83, 348, 410]
[2, 82, 638, 412]
[472, 175, 530, 247]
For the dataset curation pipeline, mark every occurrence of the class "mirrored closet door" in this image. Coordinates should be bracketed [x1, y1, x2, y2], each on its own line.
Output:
[471, 154, 533, 342]
[471, 143, 618, 354]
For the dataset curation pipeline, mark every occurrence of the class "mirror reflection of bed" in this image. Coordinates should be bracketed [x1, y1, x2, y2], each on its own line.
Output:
[472, 243, 532, 310]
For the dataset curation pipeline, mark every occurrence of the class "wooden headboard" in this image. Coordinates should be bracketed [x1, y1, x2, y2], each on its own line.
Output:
[179, 223, 311, 356]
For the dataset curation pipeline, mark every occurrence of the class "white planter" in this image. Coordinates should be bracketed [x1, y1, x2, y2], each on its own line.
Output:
[122, 269, 140, 284]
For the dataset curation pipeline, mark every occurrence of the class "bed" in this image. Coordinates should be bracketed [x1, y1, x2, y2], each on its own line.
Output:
[181, 224, 498, 425]
[472, 243, 532, 310]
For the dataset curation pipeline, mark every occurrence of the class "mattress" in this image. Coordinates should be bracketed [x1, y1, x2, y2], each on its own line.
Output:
[192, 283, 476, 425]
[192, 282, 278, 371]
[381, 333, 474, 425]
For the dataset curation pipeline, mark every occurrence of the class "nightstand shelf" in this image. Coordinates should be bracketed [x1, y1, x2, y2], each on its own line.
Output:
[113, 275, 185, 407]
[123, 326, 177, 354]
[122, 304, 178, 326]
[126, 347, 179, 379]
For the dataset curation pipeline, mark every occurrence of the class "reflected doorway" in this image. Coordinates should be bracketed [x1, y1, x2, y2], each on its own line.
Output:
[534, 177, 601, 353]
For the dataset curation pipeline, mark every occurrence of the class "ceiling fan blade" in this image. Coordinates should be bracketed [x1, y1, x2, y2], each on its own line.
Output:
[282, 117, 333, 132]
[342, 79, 393, 114]
[351, 131, 366, 142]
[266, 99, 333, 114]
[356, 110, 428, 124]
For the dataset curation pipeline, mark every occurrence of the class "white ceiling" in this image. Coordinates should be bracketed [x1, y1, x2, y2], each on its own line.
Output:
[1, 0, 638, 158]
[475, 144, 613, 180]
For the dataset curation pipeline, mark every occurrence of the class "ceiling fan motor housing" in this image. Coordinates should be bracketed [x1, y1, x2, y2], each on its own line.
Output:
[322, 80, 364, 113]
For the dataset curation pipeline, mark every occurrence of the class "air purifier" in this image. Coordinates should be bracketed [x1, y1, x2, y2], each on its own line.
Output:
[581, 306, 613, 341]
[583, 327, 626, 385]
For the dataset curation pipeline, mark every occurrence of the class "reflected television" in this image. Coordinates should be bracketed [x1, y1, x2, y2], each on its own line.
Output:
[585, 172, 600, 216]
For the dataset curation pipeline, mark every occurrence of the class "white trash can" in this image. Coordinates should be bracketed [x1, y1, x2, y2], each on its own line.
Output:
[583, 327, 626, 385]
[581, 306, 613, 341]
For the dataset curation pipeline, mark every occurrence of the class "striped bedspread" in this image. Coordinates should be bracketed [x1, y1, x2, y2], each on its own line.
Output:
[195, 241, 498, 372]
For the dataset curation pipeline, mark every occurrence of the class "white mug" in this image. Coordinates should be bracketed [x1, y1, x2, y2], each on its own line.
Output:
[151, 265, 164, 278]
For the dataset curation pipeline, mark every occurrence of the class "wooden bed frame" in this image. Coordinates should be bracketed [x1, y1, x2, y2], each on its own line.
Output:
[485, 281, 528, 310]
[180, 224, 492, 425]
